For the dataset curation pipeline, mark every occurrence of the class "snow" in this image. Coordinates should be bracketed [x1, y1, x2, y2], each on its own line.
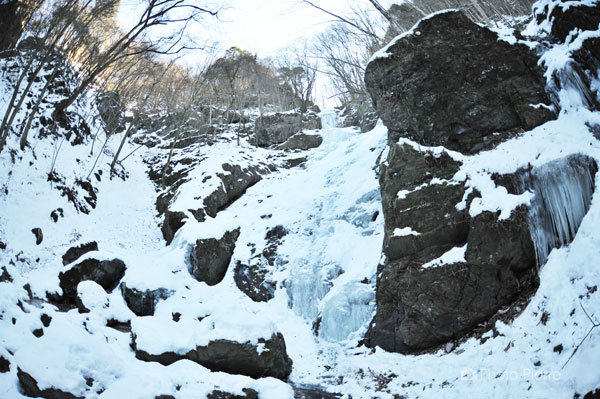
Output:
[393, 227, 421, 236]
[421, 245, 467, 269]
[2, 1, 600, 398]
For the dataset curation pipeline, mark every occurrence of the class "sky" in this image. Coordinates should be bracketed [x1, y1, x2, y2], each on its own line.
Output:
[118, 0, 395, 58]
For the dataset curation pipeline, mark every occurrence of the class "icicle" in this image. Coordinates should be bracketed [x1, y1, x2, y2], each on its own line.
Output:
[547, 60, 597, 113]
[519, 155, 597, 265]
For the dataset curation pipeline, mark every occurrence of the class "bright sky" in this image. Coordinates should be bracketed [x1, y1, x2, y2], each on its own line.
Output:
[118, 0, 394, 58]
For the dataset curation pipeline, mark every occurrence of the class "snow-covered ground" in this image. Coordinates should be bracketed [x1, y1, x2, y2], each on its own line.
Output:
[1, 2, 600, 398]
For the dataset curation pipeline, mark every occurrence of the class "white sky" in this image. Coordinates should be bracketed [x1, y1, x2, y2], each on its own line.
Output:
[118, 0, 394, 58]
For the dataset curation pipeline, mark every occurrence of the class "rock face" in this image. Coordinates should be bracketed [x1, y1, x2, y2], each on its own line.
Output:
[120, 283, 172, 316]
[133, 333, 293, 380]
[364, 9, 599, 353]
[161, 211, 187, 245]
[188, 229, 240, 285]
[254, 112, 321, 147]
[365, 10, 554, 154]
[277, 132, 323, 151]
[58, 258, 126, 302]
[366, 144, 539, 352]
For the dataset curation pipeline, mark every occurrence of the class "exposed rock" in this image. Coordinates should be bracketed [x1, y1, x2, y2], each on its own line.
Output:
[161, 211, 187, 245]
[17, 368, 83, 399]
[1, 266, 13, 283]
[188, 229, 240, 285]
[207, 389, 258, 399]
[57, 258, 126, 302]
[31, 228, 43, 245]
[203, 164, 269, 218]
[547, 1, 600, 42]
[278, 132, 323, 151]
[366, 143, 540, 352]
[234, 261, 276, 302]
[120, 283, 172, 316]
[365, 10, 554, 154]
[62, 241, 98, 265]
[0, 356, 9, 373]
[254, 112, 322, 147]
[133, 333, 293, 380]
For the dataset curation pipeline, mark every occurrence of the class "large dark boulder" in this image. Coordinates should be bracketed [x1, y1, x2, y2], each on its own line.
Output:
[365, 10, 554, 154]
[188, 229, 240, 285]
[368, 142, 597, 352]
[207, 389, 258, 399]
[17, 368, 83, 399]
[254, 112, 321, 147]
[57, 258, 126, 302]
[133, 333, 293, 380]
[120, 283, 172, 316]
[366, 143, 540, 352]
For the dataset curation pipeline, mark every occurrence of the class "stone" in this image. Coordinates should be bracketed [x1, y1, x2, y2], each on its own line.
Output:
[133, 333, 293, 380]
[254, 112, 322, 147]
[62, 242, 98, 265]
[0, 266, 13, 283]
[161, 211, 187, 245]
[120, 283, 172, 316]
[188, 229, 240, 285]
[0, 356, 9, 373]
[17, 368, 83, 399]
[234, 261, 276, 303]
[547, 1, 600, 42]
[31, 228, 43, 245]
[58, 258, 126, 302]
[366, 142, 541, 352]
[365, 10, 554, 154]
[277, 132, 323, 150]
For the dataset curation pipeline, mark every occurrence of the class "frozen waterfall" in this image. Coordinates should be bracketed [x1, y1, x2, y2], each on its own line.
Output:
[519, 155, 597, 265]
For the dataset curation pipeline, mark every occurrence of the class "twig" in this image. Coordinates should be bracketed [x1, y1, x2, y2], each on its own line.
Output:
[562, 302, 599, 369]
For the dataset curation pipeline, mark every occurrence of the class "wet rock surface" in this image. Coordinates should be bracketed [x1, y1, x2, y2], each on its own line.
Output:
[365, 10, 554, 154]
[133, 333, 293, 380]
[188, 228, 240, 285]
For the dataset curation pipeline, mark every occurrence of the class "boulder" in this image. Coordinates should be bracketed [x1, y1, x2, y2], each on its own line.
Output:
[31, 228, 43, 245]
[254, 112, 321, 147]
[161, 211, 187, 245]
[277, 132, 323, 151]
[120, 283, 172, 316]
[17, 368, 83, 399]
[133, 333, 293, 380]
[547, 1, 600, 42]
[62, 241, 98, 265]
[234, 261, 276, 303]
[58, 258, 126, 302]
[365, 10, 554, 154]
[188, 229, 240, 285]
[366, 143, 540, 352]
